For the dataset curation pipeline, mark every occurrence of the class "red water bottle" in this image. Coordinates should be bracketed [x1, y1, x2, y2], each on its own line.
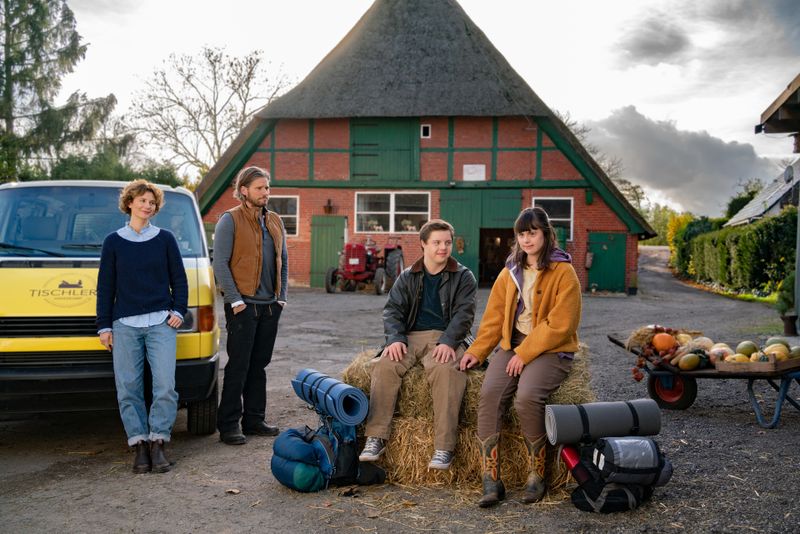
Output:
[560, 445, 593, 486]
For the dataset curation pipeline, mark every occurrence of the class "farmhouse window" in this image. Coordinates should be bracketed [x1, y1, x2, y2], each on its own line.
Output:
[532, 197, 573, 241]
[268, 196, 299, 236]
[355, 192, 430, 233]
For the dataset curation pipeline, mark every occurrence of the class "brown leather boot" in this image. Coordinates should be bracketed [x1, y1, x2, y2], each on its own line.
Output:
[132, 440, 151, 474]
[477, 433, 505, 508]
[522, 435, 547, 503]
[150, 439, 172, 473]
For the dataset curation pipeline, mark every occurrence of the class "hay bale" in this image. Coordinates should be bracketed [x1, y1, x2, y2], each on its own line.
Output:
[380, 417, 571, 492]
[342, 344, 594, 425]
[341, 343, 595, 492]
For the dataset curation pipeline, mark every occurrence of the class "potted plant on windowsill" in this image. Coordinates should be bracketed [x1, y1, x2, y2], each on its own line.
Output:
[775, 272, 798, 336]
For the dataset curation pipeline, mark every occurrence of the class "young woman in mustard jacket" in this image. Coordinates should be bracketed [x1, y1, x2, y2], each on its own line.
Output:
[461, 207, 582, 507]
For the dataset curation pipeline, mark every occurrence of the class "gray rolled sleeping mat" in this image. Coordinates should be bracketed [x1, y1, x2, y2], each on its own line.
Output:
[545, 399, 661, 445]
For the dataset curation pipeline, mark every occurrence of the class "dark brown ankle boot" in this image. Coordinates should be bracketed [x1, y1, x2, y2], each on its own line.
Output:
[150, 439, 172, 473]
[132, 440, 151, 474]
[522, 435, 547, 503]
[478, 433, 505, 508]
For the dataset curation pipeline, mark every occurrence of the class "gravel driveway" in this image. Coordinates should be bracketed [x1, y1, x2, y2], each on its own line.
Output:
[1, 246, 797, 533]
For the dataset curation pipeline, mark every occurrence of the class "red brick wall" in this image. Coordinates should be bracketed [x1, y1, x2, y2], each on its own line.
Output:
[204, 116, 640, 290]
[541, 151, 582, 180]
[522, 188, 638, 291]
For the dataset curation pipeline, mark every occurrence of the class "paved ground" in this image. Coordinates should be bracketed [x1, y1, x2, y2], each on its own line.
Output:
[1, 247, 798, 533]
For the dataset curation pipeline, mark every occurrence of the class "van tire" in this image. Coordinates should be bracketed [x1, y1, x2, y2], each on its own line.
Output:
[187, 383, 218, 435]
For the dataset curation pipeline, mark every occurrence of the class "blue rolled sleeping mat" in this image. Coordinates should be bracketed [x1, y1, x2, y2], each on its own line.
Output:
[272, 370, 382, 492]
[545, 398, 661, 445]
[291, 368, 369, 425]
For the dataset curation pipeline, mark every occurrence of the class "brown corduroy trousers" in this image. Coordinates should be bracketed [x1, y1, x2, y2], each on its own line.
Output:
[477, 331, 573, 441]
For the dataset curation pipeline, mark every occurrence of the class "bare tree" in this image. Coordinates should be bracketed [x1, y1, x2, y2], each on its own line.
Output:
[129, 46, 290, 178]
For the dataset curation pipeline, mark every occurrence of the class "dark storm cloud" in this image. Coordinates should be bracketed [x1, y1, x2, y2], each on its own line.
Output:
[616, 18, 691, 66]
[585, 106, 778, 216]
[616, 0, 800, 68]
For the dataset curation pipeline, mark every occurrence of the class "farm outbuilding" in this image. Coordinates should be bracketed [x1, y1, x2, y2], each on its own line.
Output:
[195, 0, 655, 293]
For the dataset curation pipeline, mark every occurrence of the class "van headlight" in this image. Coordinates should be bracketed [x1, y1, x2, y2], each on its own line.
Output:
[177, 306, 216, 333]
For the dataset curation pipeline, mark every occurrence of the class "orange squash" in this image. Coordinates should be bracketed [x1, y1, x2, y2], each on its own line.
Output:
[652, 333, 677, 352]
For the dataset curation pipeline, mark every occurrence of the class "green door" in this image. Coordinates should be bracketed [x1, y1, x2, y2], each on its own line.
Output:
[311, 215, 346, 288]
[587, 232, 626, 292]
[440, 190, 481, 276]
[351, 118, 418, 182]
[440, 189, 523, 278]
[481, 190, 522, 228]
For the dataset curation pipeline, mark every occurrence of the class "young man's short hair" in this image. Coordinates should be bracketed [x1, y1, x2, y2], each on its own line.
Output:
[419, 219, 454, 242]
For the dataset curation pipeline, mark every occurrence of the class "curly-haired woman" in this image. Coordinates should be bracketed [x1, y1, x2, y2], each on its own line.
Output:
[97, 179, 188, 474]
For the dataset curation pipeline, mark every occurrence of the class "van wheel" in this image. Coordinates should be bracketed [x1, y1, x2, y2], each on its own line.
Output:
[187, 383, 218, 435]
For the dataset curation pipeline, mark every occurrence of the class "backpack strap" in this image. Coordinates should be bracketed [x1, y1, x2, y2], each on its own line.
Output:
[577, 404, 592, 443]
[625, 401, 641, 435]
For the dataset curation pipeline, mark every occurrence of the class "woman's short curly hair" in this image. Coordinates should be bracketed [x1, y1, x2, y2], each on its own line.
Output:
[119, 179, 164, 215]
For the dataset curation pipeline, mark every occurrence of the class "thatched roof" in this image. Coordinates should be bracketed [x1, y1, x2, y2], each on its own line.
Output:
[196, 0, 655, 238]
[259, 0, 549, 119]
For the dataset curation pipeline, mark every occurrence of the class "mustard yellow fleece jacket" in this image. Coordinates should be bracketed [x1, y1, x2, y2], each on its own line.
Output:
[467, 261, 581, 364]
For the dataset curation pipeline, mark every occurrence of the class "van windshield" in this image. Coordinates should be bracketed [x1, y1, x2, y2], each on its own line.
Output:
[0, 185, 205, 258]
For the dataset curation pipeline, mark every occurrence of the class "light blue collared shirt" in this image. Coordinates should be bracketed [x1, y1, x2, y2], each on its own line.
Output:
[97, 223, 183, 333]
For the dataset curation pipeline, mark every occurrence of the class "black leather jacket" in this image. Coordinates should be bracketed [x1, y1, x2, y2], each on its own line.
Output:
[383, 256, 477, 349]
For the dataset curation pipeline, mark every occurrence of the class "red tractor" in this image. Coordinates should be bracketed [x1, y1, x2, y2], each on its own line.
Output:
[325, 236, 404, 295]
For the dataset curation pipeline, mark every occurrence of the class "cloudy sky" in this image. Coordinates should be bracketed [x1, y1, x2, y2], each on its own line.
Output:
[63, 0, 800, 216]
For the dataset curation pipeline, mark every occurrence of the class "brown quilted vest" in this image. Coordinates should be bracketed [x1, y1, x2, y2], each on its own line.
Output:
[226, 203, 284, 299]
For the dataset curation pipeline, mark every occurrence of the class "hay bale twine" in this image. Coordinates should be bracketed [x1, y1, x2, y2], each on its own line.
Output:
[341, 343, 594, 492]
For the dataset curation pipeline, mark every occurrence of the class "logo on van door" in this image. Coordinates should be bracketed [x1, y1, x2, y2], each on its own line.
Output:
[30, 273, 97, 308]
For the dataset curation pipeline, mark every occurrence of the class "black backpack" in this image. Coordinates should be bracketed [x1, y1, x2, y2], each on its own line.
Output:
[569, 437, 671, 513]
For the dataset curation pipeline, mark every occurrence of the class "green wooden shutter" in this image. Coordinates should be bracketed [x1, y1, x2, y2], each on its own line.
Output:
[351, 118, 419, 181]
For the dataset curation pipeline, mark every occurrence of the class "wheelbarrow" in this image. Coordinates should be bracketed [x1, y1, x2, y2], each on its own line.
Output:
[608, 335, 800, 429]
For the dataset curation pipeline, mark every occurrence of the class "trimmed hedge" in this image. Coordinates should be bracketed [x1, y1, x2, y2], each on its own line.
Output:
[676, 207, 797, 292]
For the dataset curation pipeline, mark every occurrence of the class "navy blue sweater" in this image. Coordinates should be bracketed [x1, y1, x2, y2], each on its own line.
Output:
[96, 230, 189, 331]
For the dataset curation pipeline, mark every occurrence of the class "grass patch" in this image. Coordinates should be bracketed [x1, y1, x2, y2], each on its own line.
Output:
[734, 319, 783, 337]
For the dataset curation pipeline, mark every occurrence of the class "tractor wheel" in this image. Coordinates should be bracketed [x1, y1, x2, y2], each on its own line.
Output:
[374, 268, 387, 295]
[386, 249, 405, 283]
[325, 267, 338, 293]
[646, 374, 697, 410]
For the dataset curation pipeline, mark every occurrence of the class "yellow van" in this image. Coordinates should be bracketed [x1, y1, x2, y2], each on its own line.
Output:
[0, 180, 220, 434]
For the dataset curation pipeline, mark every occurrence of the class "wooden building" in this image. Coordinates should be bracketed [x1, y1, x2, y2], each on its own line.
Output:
[195, 0, 655, 292]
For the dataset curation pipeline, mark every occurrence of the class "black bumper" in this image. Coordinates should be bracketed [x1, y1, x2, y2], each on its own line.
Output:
[0, 354, 219, 414]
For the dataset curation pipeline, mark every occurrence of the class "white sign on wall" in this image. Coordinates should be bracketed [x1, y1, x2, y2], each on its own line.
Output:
[463, 164, 486, 181]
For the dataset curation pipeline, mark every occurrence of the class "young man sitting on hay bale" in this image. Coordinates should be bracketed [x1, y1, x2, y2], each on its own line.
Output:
[359, 219, 477, 470]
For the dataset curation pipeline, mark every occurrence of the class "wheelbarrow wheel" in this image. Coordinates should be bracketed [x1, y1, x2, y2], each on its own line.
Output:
[325, 267, 338, 293]
[647, 374, 697, 410]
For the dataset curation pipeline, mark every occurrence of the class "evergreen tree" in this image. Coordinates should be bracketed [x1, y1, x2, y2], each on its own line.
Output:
[0, 0, 115, 182]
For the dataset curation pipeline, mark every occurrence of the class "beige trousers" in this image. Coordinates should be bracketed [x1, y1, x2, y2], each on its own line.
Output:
[365, 330, 467, 451]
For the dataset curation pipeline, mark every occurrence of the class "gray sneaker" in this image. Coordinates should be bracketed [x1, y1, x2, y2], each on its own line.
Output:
[428, 449, 454, 470]
[359, 437, 386, 462]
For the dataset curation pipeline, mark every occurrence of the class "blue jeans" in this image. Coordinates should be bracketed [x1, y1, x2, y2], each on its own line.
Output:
[112, 320, 178, 446]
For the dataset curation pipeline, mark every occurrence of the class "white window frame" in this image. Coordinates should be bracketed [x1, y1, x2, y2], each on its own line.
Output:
[420, 124, 432, 139]
[268, 195, 299, 237]
[532, 196, 573, 241]
[354, 191, 431, 234]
